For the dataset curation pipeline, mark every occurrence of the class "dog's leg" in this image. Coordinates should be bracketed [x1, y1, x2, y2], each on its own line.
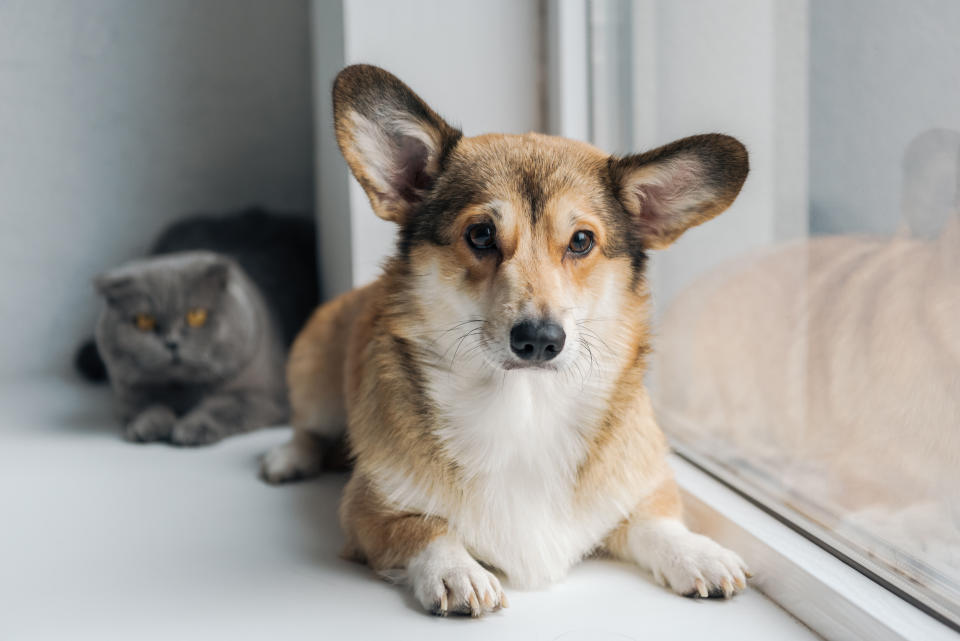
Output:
[605, 477, 749, 598]
[340, 474, 507, 617]
[261, 348, 345, 483]
[260, 428, 328, 483]
[261, 287, 372, 482]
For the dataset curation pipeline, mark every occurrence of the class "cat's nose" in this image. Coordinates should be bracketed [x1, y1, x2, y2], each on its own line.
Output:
[164, 338, 179, 353]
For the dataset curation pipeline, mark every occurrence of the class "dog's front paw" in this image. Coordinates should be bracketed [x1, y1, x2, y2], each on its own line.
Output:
[125, 405, 176, 443]
[648, 526, 749, 598]
[260, 437, 323, 484]
[408, 537, 508, 617]
[169, 414, 224, 446]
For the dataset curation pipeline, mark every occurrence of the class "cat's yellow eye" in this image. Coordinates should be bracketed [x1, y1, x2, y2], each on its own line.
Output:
[134, 313, 156, 332]
[186, 307, 208, 328]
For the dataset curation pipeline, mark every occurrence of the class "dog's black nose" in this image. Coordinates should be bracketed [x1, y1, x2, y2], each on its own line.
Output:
[510, 320, 566, 362]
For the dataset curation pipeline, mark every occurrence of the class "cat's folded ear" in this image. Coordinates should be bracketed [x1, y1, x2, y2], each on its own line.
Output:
[609, 134, 749, 249]
[197, 257, 229, 290]
[94, 271, 136, 305]
[189, 254, 230, 299]
[332, 64, 462, 225]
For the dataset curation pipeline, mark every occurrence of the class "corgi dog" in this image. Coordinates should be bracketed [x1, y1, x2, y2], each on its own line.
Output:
[262, 64, 750, 616]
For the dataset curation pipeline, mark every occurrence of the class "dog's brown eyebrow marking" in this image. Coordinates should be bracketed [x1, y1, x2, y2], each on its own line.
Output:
[519, 168, 546, 226]
[568, 210, 592, 228]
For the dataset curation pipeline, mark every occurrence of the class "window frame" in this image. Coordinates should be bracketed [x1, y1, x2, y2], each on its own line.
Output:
[673, 451, 957, 641]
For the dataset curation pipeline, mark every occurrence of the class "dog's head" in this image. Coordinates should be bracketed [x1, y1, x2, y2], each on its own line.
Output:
[333, 65, 748, 373]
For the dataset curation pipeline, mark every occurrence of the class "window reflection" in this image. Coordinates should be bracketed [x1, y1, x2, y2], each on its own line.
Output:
[654, 128, 960, 609]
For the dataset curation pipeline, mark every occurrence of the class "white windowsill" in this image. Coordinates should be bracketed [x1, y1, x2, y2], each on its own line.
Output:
[1, 377, 817, 641]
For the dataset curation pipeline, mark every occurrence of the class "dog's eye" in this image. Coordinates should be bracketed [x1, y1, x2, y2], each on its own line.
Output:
[466, 223, 496, 250]
[568, 230, 594, 255]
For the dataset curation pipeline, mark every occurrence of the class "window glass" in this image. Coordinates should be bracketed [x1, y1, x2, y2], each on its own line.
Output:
[594, 0, 960, 627]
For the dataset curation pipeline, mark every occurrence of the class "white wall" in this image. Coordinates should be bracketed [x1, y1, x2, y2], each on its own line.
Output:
[810, 0, 960, 236]
[311, 0, 351, 298]
[0, 1, 314, 380]
[313, 0, 544, 294]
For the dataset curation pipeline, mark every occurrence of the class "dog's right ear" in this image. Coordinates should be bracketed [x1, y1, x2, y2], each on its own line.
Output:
[333, 65, 462, 224]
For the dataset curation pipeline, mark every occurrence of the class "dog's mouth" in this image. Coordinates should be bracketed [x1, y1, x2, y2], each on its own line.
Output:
[500, 359, 560, 371]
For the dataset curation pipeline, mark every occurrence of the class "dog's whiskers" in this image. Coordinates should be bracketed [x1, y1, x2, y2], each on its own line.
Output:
[422, 318, 485, 340]
[575, 319, 616, 358]
[449, 325, 488, 370]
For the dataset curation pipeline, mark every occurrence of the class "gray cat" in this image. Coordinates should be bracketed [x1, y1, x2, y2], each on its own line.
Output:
[93, 250, 289, 445]
[78, 208, 318, 444]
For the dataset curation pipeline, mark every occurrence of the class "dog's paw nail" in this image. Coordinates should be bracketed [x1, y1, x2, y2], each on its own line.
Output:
[695, 578, 709, 598]
[410, 539, 506, 617]
[649, 529, 748, 599]
[481, 589, 494, 608]
[721, 578, 734, 598]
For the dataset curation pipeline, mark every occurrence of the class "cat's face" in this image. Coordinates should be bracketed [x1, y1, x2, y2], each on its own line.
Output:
[94, 251, 258, 385]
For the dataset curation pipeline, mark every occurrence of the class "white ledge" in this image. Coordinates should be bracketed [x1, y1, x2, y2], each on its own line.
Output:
[1, 377, 817, 640]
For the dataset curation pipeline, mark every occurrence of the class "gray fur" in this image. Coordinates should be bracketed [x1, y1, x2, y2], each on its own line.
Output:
[94, 251, 287, 445]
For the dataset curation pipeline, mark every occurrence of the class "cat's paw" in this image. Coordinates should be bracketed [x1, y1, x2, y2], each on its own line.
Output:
[408, 537, 508, 617]
[260, 438, 323, 484]
[169, 414, 224, 446]
[649, 528, 749, 599]
[125, 405, 176, 443]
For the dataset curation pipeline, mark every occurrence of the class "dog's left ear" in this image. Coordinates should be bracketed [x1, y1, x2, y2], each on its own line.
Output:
[332, 64, 462, 224]
[609, 134, 749, 249]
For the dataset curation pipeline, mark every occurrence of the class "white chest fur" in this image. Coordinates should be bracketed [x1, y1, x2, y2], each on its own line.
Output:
[381, 365, 629, 588]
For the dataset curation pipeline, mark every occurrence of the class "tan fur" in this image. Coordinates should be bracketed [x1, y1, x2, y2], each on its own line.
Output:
[286, 282, 378, 436]
[605, 477, 684, 558]
[268, 65, 750, 613]
[330, 264, 677, 580]
[342, 270, 463, 508]
[339, 472, 448, 569]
